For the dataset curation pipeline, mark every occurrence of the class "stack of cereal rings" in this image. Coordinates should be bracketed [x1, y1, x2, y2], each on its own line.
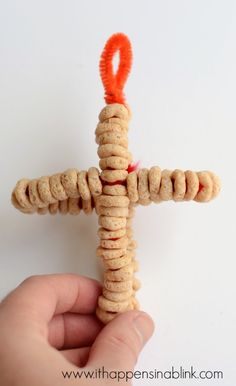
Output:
[95, 103, 140, 324]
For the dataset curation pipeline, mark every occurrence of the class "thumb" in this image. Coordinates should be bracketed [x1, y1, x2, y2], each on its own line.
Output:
[88, 310, 154, 371]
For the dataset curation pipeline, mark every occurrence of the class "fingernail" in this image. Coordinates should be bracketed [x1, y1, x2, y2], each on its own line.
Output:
[133, 311, 154, 345]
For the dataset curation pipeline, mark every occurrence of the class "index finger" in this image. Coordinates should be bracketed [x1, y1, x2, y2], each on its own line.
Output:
[0, 274, 101, 326]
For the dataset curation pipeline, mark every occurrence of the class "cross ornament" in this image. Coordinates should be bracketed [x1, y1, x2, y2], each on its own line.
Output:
[11, 33, 221, 324]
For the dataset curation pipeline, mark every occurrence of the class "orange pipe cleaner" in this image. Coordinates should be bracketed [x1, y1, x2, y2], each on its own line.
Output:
[99, 32, 132, 105]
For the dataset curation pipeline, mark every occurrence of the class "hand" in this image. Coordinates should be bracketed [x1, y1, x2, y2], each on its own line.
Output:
[0, 274, 154, 385]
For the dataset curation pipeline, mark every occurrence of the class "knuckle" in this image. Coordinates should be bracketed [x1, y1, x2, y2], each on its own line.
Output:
[106, 332, 140, 365]
[20, 275, 42, 286]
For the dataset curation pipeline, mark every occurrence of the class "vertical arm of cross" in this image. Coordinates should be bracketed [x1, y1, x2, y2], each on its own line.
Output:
[95, 34, 141, 324]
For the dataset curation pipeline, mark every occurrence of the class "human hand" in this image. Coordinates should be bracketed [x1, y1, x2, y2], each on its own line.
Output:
[0, 274, 154, 385]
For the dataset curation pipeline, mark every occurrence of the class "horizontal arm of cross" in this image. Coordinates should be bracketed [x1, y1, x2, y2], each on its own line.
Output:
[127, 166, 221, 205]
[11, 165, 220, 215]
[11, 167, 102, 215]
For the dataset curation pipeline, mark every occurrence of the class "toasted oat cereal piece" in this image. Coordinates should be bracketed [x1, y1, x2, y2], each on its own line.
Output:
[49, 201, 59, 215]
[105, 263, 133, 281]
[59, 199, 68, 214]
[96, 132, 128, 147]
[98, 195, 129, 208]
[13, 179, 33, 210]
[68, 198, 80, 215]
[100, 170, 128, 183]
[127, 205, 135, 218]
[99, 215, 127, 230]
[171, 169, 186, 201]
[103, 184, 127, 196]
[98, 227, 126, 240]
[99, 156, 129, 170]
[77, 171, 91, 200]
[159, 169, 173, 201]
[96, 307, 116, 324]
[95, 121, 128, 137]
[133, 277, 141, 291]
[105, 117, 129, 129]
[184, 170, 199, 200]
[148, 166, 161, 203]
[97, 206, 129, 217]
[96, 308, 116, 324]
[127, 172, 139, 203]
[98, 144, 132, 160]
[82, 199, 93, 214]
[194, 171, 213, 202]
[38, 176, 57, 205]
[126, 227, 133, 238]
[209, 172, 221, 199]
[49, 174, 67, 201]
[98, 103, 129, 122]
[37, 206, 48, 215]
[128, 239, 137, 250]
[138, 198, 151, 206]
[103, 288, 133, 302]
[96, 247, 127, 259]
[98, 295, 130, 312]
[100, 236, 129, 249]
[126, 218, 133, 228]
[28, 179, 45, 208]
[131, 297, 140, 310]
[138, 168, 151, 205]
[88, 167, 102, 197]
[102, 253, 133, 269]
[61, 169, 79, 198]
[132, 260, 139, 272]
[104, 279, 133, 292]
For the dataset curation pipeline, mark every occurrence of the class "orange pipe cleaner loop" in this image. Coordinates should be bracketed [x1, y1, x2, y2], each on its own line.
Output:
[99, 33, 132, 105]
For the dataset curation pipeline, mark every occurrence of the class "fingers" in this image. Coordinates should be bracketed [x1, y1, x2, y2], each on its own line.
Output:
[0, 274, 102, 333]
[88, 310, 154, 370]
[48, 313, 103, 349]
[61, 347, 90, 367]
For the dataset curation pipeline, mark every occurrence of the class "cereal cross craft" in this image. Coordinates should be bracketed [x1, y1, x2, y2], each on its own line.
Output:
[11, 33, 221, 324]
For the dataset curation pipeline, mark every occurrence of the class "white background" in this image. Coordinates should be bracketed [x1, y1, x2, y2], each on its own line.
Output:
[0, 1, 235, 385]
